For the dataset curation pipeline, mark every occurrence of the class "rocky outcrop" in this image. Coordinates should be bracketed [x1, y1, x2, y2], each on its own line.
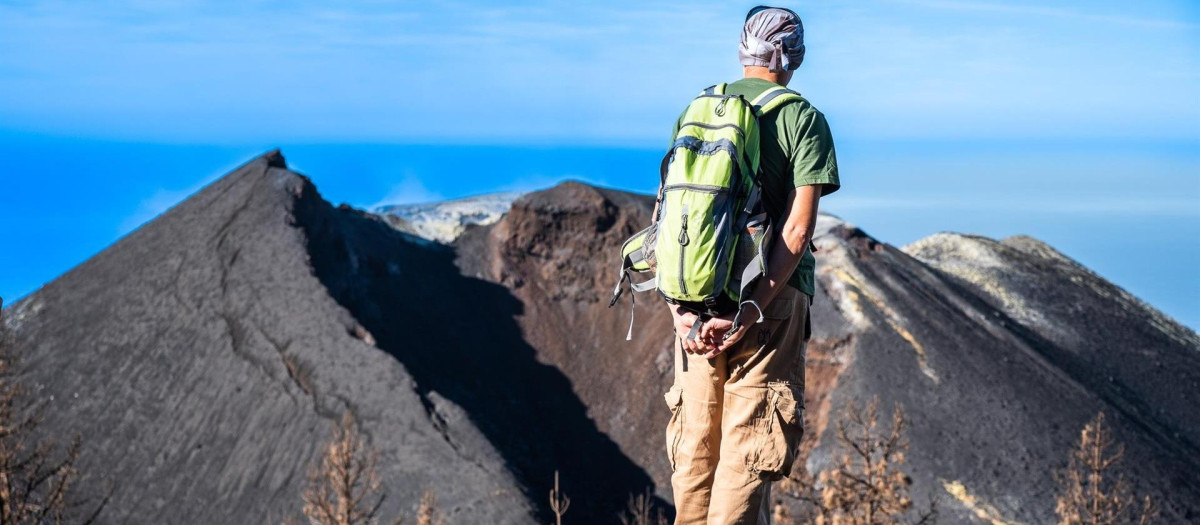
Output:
[456, 182, 678, 492]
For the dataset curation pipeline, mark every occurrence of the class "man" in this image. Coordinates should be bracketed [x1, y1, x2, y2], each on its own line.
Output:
[664, 6, 840, 524]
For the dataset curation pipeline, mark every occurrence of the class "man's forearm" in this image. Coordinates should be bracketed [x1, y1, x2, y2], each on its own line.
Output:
[746, 221, 811, 313]
[745, 186, 821, 315]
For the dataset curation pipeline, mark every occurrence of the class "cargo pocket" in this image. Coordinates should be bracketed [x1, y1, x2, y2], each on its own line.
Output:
[763, 294, 795, 320]
[664, 386, 685, 471]
[745, 294, 795, 350]
[747, 382, 804, 480]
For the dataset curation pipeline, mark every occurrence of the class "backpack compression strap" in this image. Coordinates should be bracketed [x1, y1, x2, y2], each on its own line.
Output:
[749, 86, 801, 116]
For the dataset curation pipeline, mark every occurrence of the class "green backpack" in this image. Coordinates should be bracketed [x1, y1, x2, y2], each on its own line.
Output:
[610, 82, 802, 341]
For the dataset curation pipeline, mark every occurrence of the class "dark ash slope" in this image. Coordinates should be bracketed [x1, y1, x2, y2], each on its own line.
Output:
[793, 220, 1200, 523]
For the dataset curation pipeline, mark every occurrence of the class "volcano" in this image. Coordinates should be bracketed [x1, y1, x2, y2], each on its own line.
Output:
[3, 151, 1197, 523]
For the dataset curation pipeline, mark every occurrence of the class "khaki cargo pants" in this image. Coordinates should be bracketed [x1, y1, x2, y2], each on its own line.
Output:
[665, 286, 809, 524]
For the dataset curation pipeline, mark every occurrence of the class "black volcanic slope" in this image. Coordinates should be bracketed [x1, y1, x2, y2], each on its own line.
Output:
[791, 220, 1200, 523]
[2, 151, 654, 523]
[4, 150, 1198, 524]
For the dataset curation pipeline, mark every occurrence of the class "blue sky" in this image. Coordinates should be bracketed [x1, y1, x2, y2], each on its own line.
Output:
[3, 0, 1197, 143]
[1, 0, 1198, 326]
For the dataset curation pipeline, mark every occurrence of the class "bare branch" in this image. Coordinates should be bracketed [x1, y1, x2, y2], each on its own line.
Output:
[1054, 412, 1158, 525]
[618, 487, 668, 525]
[549, 470, 570, 525]
[302, 412, 410, 525]
[0, 306, 100, 524]
[788, 396, 933, 525]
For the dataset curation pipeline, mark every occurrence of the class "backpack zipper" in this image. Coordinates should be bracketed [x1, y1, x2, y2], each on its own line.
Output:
[714, 98, 729, 117]
[678, 121, 746, 139]
[678, 204, 690, 296]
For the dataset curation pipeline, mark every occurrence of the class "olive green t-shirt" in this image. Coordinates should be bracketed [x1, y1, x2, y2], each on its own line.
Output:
[671, 77, 841, 296]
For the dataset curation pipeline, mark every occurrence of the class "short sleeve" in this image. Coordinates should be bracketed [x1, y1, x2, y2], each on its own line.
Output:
[783, 105, 840, 196]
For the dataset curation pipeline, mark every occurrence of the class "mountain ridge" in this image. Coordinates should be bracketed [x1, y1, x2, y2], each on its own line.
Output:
[4, 151, 539, 523]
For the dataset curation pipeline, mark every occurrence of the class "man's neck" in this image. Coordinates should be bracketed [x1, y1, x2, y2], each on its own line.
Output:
[742, 66, 792, 87]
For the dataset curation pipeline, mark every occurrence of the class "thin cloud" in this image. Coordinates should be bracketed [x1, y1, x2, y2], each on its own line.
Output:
[0, 0, 1196, 142]
[827, 196, 1200, 216]
[118, 186, 199, 234]
[899, 0, 1197, 30]
[371, 174, 445, 209]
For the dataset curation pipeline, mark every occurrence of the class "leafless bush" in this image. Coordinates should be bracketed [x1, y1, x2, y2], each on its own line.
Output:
[618, 488, 668, 525]
[1054, 412, 1157, 525]
[302, 412, 401, 525]
[792, 397, 936, 525]
[772, 499, 798, 525]
[0, 303, 105, 524]
[300, 412, 448, 525]
[414, 490, 444, 525]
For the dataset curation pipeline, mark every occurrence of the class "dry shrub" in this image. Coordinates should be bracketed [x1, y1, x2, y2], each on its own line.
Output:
[303, 412, 401, 525]
[618, 488, 668, 525]
[415, 490, 445, 525]
[1054, 412, 1157, 525]
[0, 301, 105, 524]
[300, 412, 447, 525]
[773, 499, 798, 525]
[792, 397, 935, 525]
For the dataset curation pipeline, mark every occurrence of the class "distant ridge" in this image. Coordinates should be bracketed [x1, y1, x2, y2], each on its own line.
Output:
[373, 191, 524, 243]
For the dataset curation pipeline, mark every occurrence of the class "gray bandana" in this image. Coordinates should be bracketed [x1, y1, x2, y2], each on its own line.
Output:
[738, 6, 805, 72]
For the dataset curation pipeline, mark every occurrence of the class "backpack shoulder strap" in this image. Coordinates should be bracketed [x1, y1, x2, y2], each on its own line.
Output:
[750, 87, 802, 116]
[701, 83, 728, 96]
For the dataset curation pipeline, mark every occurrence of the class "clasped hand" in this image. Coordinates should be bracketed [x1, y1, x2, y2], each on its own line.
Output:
[671, 306, 748, 359]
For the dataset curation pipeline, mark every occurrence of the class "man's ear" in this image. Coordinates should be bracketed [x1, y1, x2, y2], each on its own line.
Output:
[793, 44, 806, 69]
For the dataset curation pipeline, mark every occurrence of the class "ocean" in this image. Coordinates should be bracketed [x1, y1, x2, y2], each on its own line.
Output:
[1, 135, 1196, 328]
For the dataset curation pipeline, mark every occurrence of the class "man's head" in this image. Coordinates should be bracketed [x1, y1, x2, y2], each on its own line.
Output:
[739, 6, 805, 85]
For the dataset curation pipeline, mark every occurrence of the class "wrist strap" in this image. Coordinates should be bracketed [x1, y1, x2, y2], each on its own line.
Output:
[737, 300, 765, 325]
[685, 312, 711, 341]
[725, 300, 765, 342]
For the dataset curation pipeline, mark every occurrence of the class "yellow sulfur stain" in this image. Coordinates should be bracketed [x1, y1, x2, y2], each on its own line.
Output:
[942, 480, 1023, 525]
[830, 267, 939, 383]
